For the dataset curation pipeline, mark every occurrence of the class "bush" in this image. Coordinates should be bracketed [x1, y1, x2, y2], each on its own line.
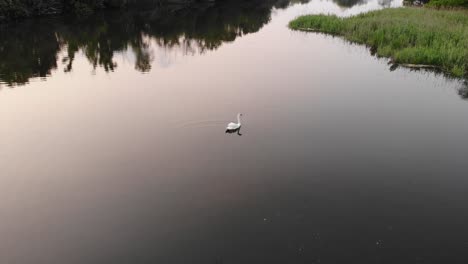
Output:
[427, 0, 468, 8]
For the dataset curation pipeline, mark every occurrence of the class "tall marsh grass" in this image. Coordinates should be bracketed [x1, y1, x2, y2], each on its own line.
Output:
[289, 8, 468, 77]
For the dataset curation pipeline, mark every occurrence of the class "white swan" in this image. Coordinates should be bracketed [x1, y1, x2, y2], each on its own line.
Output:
[226, 113, 242, 132]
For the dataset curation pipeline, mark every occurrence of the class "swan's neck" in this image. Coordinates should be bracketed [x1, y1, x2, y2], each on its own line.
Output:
[237, 114, 241, 125]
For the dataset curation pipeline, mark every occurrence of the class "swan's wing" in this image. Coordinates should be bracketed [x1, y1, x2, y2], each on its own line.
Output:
[226, 122, 239, 129]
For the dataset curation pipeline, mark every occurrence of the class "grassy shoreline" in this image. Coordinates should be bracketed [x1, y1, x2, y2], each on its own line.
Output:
[289, 7, 468, 78]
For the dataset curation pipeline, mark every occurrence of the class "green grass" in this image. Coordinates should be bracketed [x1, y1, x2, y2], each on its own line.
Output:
[289, 7, 468, 78]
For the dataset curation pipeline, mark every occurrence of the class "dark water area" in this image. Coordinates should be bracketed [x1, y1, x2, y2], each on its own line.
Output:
[1, 0, 468, 263]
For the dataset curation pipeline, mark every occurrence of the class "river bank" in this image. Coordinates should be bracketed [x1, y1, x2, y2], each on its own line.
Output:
[289, 7, 468, 78]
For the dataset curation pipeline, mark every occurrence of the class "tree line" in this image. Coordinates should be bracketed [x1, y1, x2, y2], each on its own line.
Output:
[0, 0, 213, 21]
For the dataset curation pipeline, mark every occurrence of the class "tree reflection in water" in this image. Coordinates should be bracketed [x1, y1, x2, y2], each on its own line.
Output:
[0, 0, 458, 95]
[333, 0, 394, 7]
[0, 0, 307, 87]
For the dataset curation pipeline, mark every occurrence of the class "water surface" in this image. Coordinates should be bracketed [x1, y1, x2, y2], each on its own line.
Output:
[1, 0, 468, 263]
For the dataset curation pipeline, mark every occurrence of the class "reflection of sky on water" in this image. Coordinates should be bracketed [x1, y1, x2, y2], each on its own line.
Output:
[117, 0, 403, 71]
[296, 0, 401, 16]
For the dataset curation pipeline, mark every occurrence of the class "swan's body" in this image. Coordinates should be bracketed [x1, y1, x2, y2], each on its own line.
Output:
[226, 113, 242, 132]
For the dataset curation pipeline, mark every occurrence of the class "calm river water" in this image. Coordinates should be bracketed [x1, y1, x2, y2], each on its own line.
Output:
[1, 0, 468, 263]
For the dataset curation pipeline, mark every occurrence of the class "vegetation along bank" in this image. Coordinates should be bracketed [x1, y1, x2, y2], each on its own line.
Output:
[289, 3, 468, 78]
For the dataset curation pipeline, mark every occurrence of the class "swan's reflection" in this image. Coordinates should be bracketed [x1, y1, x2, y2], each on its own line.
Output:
[225, 127, 242, 136]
